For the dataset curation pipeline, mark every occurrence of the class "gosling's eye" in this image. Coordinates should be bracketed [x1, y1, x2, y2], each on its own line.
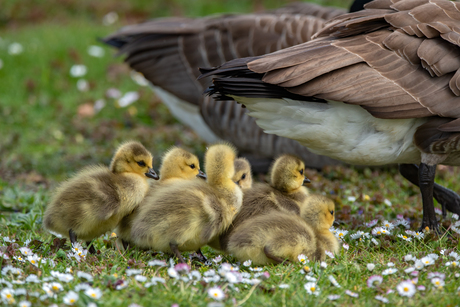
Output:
[300, 169, 304, 175]
[190, 164, 195, 169]
[137, 161, 146, 167]
[241, 173, 246, 180]
[330, 210, 334, 215]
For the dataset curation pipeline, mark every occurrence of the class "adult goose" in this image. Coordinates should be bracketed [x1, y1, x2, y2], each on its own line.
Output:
[202, 0, 460, 232]
[103, 1, 368, 171]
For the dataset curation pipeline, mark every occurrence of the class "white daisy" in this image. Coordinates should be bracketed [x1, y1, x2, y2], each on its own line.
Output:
[304, 282, 320, 296]
[382, 268, 397, 275]
[84, 287, 102, 300]
[367, 275, 383, 288]
[69, 65, 87, 78]
[328, 294, 340, 300]
[420, 257, 434, 266]
[208, 286, 225, 301]
[431, 277, 445, 288]
[18, 301, 31, 307]
[396, 281, 416, 297]
[367, 263, 375, 271]
[63, 291, 79, 305]
[148, 260, 167, 267]
[328, 275, 341, 288]
[375, 295, 389, 303]
[134, 275, 147, 283]
[345, 290, 359, 298]
[76, 271, 93, 281]
[297, 254, 308, 263]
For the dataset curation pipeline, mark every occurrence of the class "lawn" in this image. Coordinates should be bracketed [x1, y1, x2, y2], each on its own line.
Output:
[1, 0, 460, 306]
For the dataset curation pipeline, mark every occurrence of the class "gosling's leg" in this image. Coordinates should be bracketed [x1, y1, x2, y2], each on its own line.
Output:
[169, 242, 185, 263]
[122, 239, 129, 251]
[399, 164, 460, 217]
[190, 248, 208, 262]
[263, 246, 287, 264]
[69, 229, 77, 245]
[86, 241, 96, 254]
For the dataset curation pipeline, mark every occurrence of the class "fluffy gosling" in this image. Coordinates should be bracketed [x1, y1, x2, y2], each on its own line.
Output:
[219, 154, 310, 251]
[116, 147, 205, 250]
[227, 212, 317, 265]
[233, 157, 253, 191]
[43, 141, 158, 253]
[131, 143, 242, 262]
[300, 194, 339, 260]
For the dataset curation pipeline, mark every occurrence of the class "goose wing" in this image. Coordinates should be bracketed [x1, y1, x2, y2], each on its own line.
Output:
[204, 0, 460, 154]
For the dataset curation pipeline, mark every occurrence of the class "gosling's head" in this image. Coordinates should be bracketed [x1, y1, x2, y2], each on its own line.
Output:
[269, 155, 310, 193]
[110, 141, 159, 180]
[302, 194, 335, 231]
[233, 158, 252, 190]
[205, 143, 237, 185]
[159, 147, 205, 181]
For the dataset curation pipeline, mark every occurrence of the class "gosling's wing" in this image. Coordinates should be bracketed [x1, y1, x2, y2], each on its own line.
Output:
[103, 13, 326, 106]
[204, 0, 460, 152]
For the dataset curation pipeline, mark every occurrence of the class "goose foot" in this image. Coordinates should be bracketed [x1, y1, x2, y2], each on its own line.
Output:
[418, 163, 441, 235]
[399, 164, 460, 218]
[169, 242, 185, 263]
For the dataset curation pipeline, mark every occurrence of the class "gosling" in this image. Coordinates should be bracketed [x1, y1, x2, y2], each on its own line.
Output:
[116, 147, 205, 250]
[300, 194, 339, 260]
[43, 141, 159, 253]
[227, 212, 317, 265]
[130, 143, 242, 263]
[219, 154, 310, 251]
[226, 195, 338, 264]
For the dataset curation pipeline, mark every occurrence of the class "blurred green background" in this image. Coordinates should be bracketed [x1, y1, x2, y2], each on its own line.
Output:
[0, 0, 353, 188]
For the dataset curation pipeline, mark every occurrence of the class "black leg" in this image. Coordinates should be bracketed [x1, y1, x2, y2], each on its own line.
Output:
[263, 246, 288, 264]
[169, 242, 185, 263]
[190, 248, 208, 262]
[122, 239, 129, 251]
[418, 163, 440, 233]
[86, 241, 96, 254]
[69, 229, 77, 245]
[399, 164, 460, 217]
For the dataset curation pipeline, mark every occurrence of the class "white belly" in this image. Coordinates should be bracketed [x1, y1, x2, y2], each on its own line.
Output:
[233, 96, 427, 166]
[152, 86, 221, 143]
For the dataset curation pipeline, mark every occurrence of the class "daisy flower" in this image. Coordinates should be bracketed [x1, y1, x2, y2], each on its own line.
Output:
[305, 275, 317, 282]
[446, 261, 459, 267]
[19, 247, 32, 256]
[27, 255, 41, 267]
[328, 275, 341, 288]
[345, 290, 359, 298]
[148, 260, 166, 267]
[320, 261, 328, 268]
[70, 65, 87, 78]
[404, 254, 415, 262]
[25, 274, 40, 283]
[396, 281, 416, 297]
[382, 220, 394, 230]
[328, 294, 340, 300]
[384, 199, 392, 206]
[404, 267, 415, 274]
[382, 268, 397, 275]
[208, 286, 225, 301]
[380, 228, 391, 235]
[18, 301, 31, 307]
[212, 255, 223, 263]
[279, 284, 290, 289]
[297, 254, 308, 263]
[375, 295, 389, 303]
[125, 269, 143, 276]
[412, 232, 424, 239]
[372, 227, 384, 236]
[428, 272, 445, 280]
[420, 257, 434, 266]
[63, 291, 79, 305]
[414, 260, 425, 270]
[57, 274, 74, 283]
[371, 238, 379, 245]
[336, 230, 348, 239]
[449, 251, 460, 260]
[343, 243, 349, 250]
[243, 260, 252, 267]
[427, 253, 439, 260]
[365, 219, 378, 227]
[304, 282, 320, 296]
[84, 287, 102, 300]
[431, 277, 445, 288]
[325, 250, 335, 259]
[115, 280, 129, 290]
[367, 263, 375, 271]
[134, 275, 147, 283]
[1, 288, 15, 304]
[367, 275, 383, 288]
[397, 234, 411, 242]
[417, 285, 426, 291]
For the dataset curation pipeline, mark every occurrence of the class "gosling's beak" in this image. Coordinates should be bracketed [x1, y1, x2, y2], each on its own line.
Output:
[303, 177, 311, 185]
[145, 168, 159, 180]
[196, 170, 207, 180]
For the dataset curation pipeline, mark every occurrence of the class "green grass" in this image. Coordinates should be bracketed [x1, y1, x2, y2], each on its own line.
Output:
[2, 0, 460, 306]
